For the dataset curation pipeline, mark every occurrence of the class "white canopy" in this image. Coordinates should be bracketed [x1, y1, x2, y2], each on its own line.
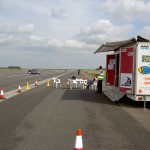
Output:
[94, 35, 150, 54]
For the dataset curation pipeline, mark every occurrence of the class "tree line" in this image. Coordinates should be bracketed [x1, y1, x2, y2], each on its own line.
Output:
[0, 66, 21, 69]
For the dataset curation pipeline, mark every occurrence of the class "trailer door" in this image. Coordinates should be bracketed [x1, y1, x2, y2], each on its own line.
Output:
[106, 55, 116, 86]
[119, 48, 134, 94]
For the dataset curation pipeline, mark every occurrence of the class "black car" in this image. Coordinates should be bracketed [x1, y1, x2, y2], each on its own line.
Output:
[30, 69, 40, 75]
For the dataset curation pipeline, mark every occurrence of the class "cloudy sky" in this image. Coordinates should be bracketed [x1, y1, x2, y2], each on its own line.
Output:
[0, 0, 150, 69]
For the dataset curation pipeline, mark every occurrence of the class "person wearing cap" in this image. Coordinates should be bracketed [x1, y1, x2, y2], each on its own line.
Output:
[95, 66, 104, 93]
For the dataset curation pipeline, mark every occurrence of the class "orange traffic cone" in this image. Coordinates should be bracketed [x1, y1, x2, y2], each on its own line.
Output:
[18, 84, 21, 93]
[35, 80, 38, 86]
[74, 129, 83, 150]
[0, 88, 4, 99]
[67, 80, 69, 87]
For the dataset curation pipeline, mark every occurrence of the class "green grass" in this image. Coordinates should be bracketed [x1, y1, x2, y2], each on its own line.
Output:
[81, 69, 106, 76]
[81, 70, 99, 76]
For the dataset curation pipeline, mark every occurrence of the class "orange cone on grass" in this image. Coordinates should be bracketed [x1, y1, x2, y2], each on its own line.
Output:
[67, 80, 69, 87]
[0, 88, 4, 99]
[35, 80, 38, 86]
[18, 84, 21, 93]
[74, 129, 83, 150]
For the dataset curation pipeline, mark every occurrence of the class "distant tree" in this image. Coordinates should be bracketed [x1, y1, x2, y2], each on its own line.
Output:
[0, 67, 6, 69]
[8, 66, 21, 69]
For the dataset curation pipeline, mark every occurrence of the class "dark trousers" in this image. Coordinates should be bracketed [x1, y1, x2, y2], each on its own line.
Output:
[97, 80, 102, 93]
[87, 80, 93, 89]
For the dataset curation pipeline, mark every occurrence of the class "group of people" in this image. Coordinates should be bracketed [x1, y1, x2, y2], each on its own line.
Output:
[77, 66, 104, 93]
[86, 66, 104, 94]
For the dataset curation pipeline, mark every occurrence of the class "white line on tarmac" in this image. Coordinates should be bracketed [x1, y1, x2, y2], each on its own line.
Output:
[6, 71, 64, 78]
[0, 71, 74, 103]
[7, 74, 28, 78]
[7, 71, 58, 78]
[25, 75, 36, 78]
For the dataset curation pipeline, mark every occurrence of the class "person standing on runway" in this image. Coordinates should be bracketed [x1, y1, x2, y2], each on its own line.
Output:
[95, 66, 104, 93]
[78, 69, 80, 75]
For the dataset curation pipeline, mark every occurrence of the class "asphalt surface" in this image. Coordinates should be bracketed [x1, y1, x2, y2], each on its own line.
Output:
[0, 70, 69, 92]
[0, 71, 150, 150]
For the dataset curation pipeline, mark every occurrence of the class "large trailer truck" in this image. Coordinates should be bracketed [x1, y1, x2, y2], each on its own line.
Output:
[94, 36, 150, 106]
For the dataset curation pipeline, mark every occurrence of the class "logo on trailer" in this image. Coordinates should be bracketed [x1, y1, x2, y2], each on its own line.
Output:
[138, 66, 150, 74]
[140, 45, 149, 50]
[142, 55, 150, 62]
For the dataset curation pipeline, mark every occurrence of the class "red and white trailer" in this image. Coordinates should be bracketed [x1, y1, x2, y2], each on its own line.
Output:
[94, 36, 150, 106]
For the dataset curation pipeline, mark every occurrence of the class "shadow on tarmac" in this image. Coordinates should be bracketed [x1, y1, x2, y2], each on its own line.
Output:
[117, 95, 150, 109]
[61, 89, 116, 106]
[61, 88, 150, 109]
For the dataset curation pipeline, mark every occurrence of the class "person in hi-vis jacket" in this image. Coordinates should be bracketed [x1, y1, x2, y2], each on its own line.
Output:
[95, 66, 104, 93]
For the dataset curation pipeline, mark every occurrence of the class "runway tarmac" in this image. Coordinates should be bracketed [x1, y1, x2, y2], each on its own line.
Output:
[0, 70, 150, 150]
[0, 70, 70, 92]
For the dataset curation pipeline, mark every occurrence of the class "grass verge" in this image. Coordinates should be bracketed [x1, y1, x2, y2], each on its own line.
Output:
[81, 69, 106, 76]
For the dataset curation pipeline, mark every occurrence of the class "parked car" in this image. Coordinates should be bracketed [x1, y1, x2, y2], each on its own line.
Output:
[29, 69, 40, 75]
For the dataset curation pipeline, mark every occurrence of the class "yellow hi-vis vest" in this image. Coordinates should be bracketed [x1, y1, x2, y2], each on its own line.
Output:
[97, 69, 104, 80]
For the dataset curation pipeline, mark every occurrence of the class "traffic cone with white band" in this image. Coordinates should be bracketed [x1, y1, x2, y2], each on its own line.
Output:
[18, 84, 21, 93]
[0, 88, 4, 99]
[35, 80, 38, 86]
[67, 80, 69, 87]
[74, 129, 83, 150]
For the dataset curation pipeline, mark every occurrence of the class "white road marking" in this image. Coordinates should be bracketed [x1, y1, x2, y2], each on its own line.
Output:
[7, 71, 63, 78]
[7, 74, 28, 78]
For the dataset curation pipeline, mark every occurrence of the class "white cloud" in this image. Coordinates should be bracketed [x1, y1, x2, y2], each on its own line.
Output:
[50, 6, 65, 18]
[30, 35, 44, 41]
[0, 23, 97, 52]
[140, 26, 150, 39]
[0, 34, 13, 43]
[64, 40, 97, 50]
[47, 39, 63, 48]
[0, 24, 16, 34]
[98, 0, 150, 22]
[46, 39, 97, 52]
[0, 23, 35, 34]
[76, 19, 134, 44]
[0, 19, 134, 55]
[7, 0, 66, 19]
[0, 23, 36, 46]
[44, 6, 65, 19]
[18, 24, 34, 33]
[2, 0, 148, 69]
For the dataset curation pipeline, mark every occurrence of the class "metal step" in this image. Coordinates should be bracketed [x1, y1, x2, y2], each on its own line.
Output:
[103, 88, 125, 102]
